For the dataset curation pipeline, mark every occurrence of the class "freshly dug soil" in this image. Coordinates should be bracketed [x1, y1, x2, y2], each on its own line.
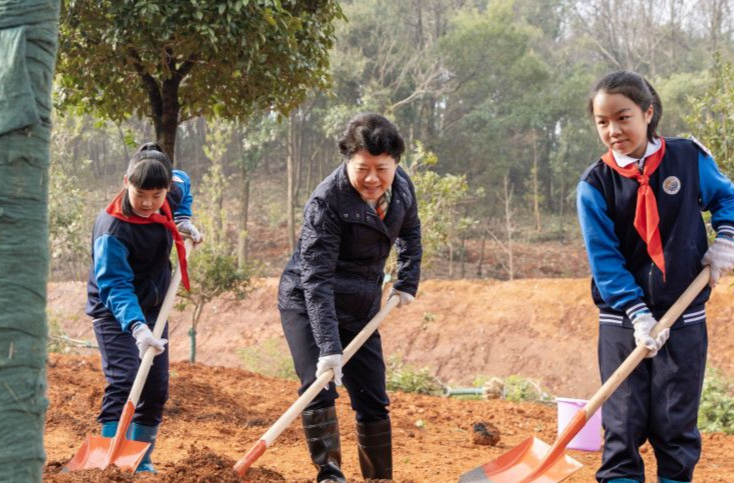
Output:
[44, 354, 734, 482]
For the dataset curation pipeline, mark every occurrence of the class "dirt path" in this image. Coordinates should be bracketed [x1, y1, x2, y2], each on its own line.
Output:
[44, 354, 734, 482]
[49, 277, 734, 398]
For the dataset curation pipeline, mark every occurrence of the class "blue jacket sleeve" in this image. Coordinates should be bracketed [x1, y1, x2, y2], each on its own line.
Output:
[93, 234, 145, 331]
[577, 180, 647, 316]
[172, 169, 193, 222]
[699, 152, 734, 239]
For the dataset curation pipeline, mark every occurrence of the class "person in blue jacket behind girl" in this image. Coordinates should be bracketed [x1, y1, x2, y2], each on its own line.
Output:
[85, 142, 202, 473]
[577, 70, 734, 483]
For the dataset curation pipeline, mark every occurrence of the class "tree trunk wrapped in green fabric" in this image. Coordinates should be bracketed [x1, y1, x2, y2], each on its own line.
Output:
[0, 1, 60, 481]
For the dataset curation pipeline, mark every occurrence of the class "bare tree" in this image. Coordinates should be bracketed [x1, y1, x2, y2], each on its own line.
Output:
[485, 177, 516, 281]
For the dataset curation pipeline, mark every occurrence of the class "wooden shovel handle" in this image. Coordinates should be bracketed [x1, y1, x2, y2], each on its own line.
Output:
[583, 266, 711, 419]
[127, 237, 194, 407]
[258, 295, 398, 444]
[234, 295, 400, 476]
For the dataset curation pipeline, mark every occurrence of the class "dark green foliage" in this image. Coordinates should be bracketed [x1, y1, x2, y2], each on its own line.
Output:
[699, 368, 734, 434]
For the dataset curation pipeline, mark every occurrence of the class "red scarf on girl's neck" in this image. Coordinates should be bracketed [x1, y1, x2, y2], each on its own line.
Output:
[600, 137, 666, 281]
[106, 190, 190, 290]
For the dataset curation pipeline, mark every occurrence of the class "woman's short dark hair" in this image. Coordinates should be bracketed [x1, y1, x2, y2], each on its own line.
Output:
[588, 70, 663, 142]
[337, 113, 406, 162]
[122, 143, 173, 217]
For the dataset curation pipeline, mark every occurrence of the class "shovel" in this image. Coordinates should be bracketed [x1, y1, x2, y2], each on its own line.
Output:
[459, 267, 711, 483]
[234, 294, 401, 477]
[65, 237, 194, 472]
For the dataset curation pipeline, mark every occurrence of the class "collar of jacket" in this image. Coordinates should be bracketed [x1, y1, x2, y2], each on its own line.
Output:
[334, 162, 410, 240]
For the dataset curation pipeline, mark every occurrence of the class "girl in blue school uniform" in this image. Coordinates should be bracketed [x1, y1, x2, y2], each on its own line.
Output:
[577, 70, 734, 483]
[85, 143, 202, 473]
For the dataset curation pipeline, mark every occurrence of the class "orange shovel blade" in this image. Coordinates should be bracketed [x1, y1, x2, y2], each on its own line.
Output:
[64, 435, 150, 472]
[459, 437, 582, 483]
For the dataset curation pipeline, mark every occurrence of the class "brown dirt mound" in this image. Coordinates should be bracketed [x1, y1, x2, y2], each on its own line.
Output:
[160, 447, 279, 483]
[43, 354, 734, 482]
[43, 463, 135, 482]
[48, 276, 734, 399]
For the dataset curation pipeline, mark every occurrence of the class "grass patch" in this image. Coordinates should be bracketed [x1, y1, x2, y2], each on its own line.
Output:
[699, 368, 734, 434]
[386, 355, 443, 396]
[237, 338, 297, 380]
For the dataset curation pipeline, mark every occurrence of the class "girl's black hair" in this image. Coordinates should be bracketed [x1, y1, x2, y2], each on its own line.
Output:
[337, 113, 405, 162]
[588, 70, 663, 142]
[122, 143, 173, 217]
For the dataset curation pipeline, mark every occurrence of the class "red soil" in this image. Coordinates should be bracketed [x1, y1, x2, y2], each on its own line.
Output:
[48, 276, 734, 397]
[43, 353, 734, 482]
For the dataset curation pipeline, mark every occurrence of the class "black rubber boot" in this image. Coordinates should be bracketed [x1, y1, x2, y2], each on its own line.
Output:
[301, 406, 346, 483]
[357, 418, 393, 480]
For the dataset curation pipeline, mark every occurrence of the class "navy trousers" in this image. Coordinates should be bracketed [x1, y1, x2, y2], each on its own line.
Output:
[280, 309, 390, 423]
[93, 317, 169, 426]
[596, 321, 707, 483]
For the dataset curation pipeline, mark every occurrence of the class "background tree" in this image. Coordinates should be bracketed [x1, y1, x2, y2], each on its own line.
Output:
[177, 158, 251, 363]
[45, 0, 734, 285]
[0, 0, 60, 480]
[686, 53, 734, 177]
[56, 0, 344, 160]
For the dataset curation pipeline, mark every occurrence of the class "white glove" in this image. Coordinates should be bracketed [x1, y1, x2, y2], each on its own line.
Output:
[631, 312, 669, 358]
[177, 220, 203, 243]
[315, 354, 343, 386]
[389, 288, 415, 308]
[702, 237, 734, 287]
[132, 323, 168, 359]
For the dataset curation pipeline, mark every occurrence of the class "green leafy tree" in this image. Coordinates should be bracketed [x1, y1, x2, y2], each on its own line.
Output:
[178, 160, 251, 363]
[180, 244, 251, 363]
[685, 53, 734, 178]
[438, 0, 549, 212]
[0, 1, 60, 480]
[57, 0, 344, 159]
[405, 142, 483, 270]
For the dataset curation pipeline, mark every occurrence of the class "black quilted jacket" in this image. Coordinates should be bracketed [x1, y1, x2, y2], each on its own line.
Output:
[278, 162, 422, 356]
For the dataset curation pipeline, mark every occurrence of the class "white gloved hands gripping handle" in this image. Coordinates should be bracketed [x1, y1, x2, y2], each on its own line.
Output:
[702, 236, 734, 287]
[388, 288, 415, 307]
[316, 354, 343, 387]
[177, 220, 203, 243]
[132, 323, 167, 359]
[631, 312, 670, 358]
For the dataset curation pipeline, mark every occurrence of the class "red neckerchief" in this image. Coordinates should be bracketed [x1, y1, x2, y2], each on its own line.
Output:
[106, 190, 190, 290]
[601, 137, 666, 281]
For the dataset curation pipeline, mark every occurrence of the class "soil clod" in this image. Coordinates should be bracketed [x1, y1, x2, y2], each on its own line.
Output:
[471, 421, 501, 446]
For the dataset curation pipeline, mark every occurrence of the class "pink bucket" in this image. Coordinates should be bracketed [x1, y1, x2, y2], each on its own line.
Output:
[555, 397, 602, 451]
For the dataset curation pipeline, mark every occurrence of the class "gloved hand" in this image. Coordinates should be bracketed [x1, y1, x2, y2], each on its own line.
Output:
[388, 288, 415, 308]
[315, 354, 343, 386]
[177, 220, 203, 243]
[132, 323, 168, 359]
[702, 236, 734, 287]
[631, 312, 669, 358]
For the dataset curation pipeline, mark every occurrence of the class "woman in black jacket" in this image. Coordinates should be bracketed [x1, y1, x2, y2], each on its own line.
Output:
[278, 113, 422, 483]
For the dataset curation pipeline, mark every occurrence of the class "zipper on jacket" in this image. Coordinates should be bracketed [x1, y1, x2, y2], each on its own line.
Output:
[153, 283, 161, 307]
[648, 262, 655, 309]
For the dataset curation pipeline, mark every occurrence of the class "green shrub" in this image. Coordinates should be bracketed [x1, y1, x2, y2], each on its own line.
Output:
[237, 338, 297, 380]
[504, 375, 552, 403]
[699, 368, 734, 434]
[386, 355, 443, 396]
[47, 311, 69, 354]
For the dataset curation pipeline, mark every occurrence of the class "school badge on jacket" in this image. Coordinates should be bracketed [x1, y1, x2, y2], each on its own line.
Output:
[663, 176, 681, 195]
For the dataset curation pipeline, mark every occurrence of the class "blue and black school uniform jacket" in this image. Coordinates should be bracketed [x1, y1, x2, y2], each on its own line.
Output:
[85, 169, 193, 331]
[577, 137, 734, 328]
